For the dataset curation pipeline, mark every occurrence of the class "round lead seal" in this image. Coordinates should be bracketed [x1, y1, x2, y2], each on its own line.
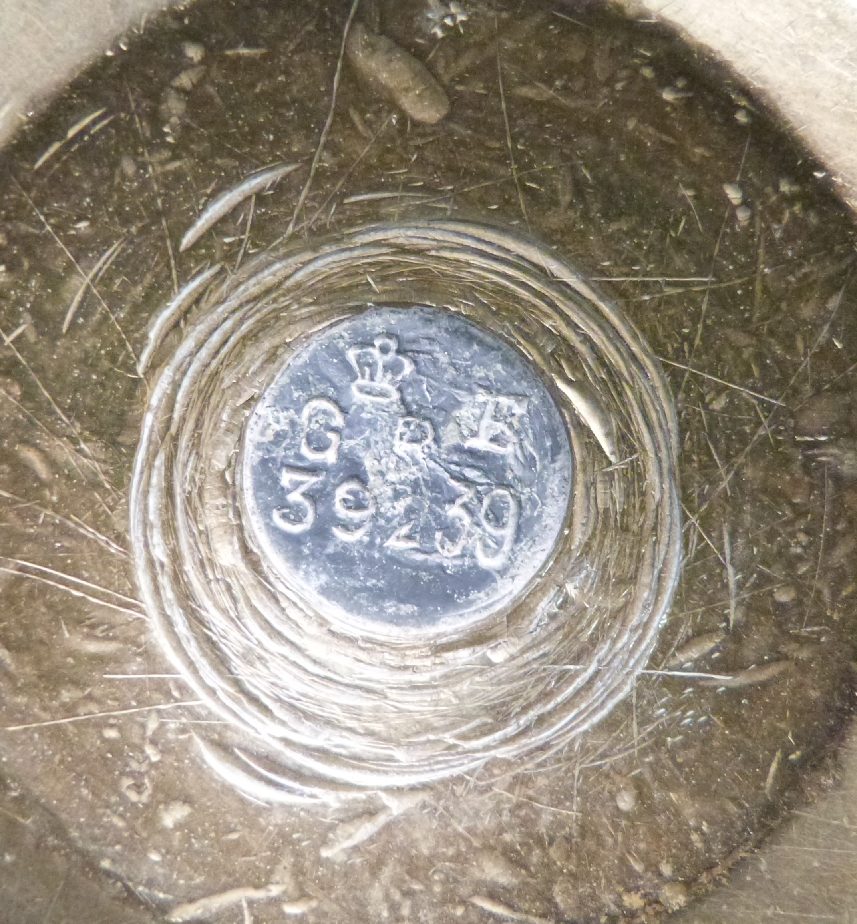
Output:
[241, 306, 572, 631]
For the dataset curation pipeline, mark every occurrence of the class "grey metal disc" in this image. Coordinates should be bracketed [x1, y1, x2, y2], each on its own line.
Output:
[241, 305, 572, 631]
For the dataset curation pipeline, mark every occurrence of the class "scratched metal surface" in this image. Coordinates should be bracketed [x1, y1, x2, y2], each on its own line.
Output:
[1, 1, 857, 923]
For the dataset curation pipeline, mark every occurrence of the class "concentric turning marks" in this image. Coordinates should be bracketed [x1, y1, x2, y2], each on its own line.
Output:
[130, 220, 682, 801]
[241, 307, 573, 632]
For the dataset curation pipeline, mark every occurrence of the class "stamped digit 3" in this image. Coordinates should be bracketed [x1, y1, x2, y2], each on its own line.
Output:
[435, 481, 473, 559]
[272, 468, 323, 534]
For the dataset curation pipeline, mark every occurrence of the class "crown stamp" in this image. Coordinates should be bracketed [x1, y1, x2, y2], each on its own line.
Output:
[347, 335, 413, 402]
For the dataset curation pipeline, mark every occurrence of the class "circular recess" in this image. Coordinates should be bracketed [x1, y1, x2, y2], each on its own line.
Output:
[241, 305, 573, 631]
[129, 220, 681, 793]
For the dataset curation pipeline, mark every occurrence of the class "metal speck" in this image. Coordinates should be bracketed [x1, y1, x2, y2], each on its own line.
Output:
[662, 85, 693, 102]
[723, 182, 744, 205]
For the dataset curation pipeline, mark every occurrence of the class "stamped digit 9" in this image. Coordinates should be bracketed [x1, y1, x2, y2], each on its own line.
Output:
[332, 478, 376, 542]
[475, 488, 519, 569]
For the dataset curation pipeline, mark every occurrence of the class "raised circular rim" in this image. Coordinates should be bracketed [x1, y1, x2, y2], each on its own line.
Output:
[130, 219, 682, 797]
